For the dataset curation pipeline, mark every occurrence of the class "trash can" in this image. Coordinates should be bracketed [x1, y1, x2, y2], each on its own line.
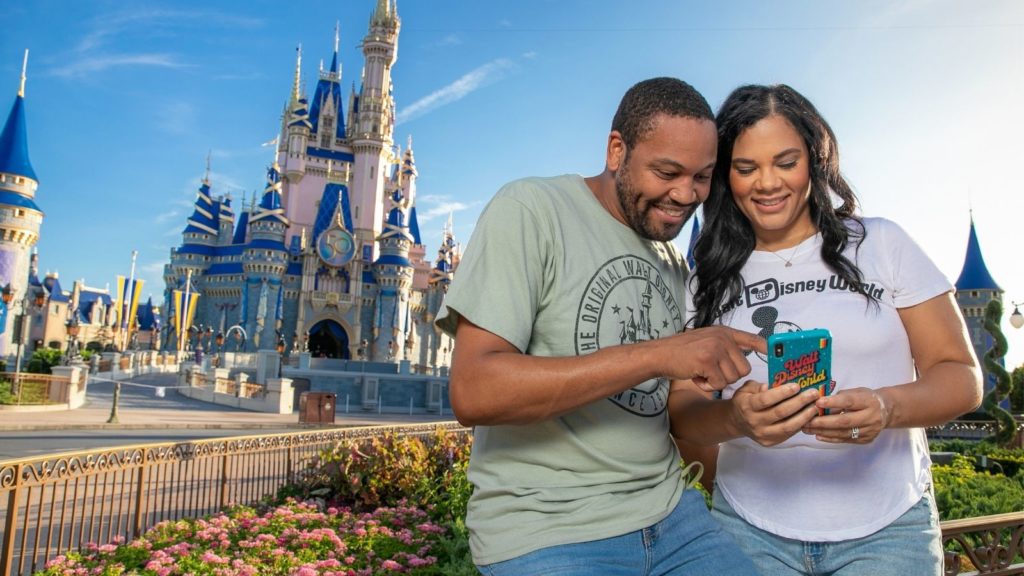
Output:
[298, 391, 337, 424]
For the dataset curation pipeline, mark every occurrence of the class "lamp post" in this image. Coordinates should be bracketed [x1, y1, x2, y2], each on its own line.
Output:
[214, 332, 223, 366]
[276, 335, 286, 378]
[2, 283, 45, 374]
[63, 316, 81, 365]
[1010, 301, 1023, 330]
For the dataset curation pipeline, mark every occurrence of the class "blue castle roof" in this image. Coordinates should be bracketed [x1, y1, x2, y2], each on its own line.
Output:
[0, 94, 36, 181]
[409, 206, 422, 244]
[312, 183, 354, 240]
[955, 217, 1001, 291]
[309, 49, 345, 139]
[183, 181, 219, 235]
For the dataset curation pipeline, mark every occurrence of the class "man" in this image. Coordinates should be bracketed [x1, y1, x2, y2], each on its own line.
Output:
[435, 77, 763, 575]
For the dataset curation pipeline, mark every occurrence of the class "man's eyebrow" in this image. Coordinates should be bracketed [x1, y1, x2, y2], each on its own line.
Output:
[649, 158, 715, 172]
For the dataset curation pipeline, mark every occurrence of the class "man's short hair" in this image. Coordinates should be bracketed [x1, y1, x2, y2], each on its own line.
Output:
[611, 77, 714, 149]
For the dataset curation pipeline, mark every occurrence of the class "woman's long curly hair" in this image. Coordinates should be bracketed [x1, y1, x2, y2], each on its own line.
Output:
[690, 84, 874, 328]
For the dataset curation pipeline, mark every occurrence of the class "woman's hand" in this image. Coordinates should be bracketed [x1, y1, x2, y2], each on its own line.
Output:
[802, 387, 892, 444]
[729, 381, 820, 447]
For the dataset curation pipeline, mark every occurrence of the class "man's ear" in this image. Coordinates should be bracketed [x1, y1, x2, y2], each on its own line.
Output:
[606, 131, 626, 172]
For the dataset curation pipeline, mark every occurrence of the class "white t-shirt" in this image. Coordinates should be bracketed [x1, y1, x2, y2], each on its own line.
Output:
[686, 217, 950, 541]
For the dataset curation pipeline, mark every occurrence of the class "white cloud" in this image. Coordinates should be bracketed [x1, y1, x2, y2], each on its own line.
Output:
[51, 53, 190, 78]
[154, 209, 179, 224]
[418, 201, 472, 222]
[396, 58, 516, 124]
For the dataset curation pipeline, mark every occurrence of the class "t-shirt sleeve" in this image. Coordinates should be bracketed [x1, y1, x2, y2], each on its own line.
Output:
[873, 218, 952, 308]
[434, 188, 548, 352]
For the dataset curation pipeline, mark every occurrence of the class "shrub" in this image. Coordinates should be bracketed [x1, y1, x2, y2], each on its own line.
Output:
[932, 454, 1024, 521]
[26, 347, 63, 374]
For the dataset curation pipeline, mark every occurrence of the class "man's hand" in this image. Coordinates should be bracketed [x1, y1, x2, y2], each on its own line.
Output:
[660, 327, 765, 392]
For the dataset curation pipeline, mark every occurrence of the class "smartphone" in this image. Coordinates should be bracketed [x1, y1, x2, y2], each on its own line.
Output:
[767, 329, 833, 415]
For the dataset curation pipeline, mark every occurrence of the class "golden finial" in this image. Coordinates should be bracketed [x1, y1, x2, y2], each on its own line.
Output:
[18, 49, 28, 98]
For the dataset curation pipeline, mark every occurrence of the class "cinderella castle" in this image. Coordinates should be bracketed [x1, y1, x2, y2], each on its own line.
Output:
[162, 0, 459, 367]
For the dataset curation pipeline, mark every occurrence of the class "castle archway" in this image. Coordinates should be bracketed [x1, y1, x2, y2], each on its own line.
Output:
[307, 319, 349, 359]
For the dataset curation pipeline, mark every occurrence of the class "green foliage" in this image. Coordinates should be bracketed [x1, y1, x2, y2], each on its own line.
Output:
[1012, 365, 1024, 413]
[0, 378, 50, 405]
[932, 454, 1024, 521]
[26, 347, 63, 374]
[981, 299, 1018, 445]
[281, 427, 476, 573]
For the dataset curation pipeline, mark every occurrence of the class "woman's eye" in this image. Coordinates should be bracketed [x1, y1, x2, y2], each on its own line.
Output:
[778, 161, 798, 170]
[733, 166, 755, 176]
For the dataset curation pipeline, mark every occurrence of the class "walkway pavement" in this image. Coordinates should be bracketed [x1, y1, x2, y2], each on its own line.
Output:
[0, 371, 458, 431]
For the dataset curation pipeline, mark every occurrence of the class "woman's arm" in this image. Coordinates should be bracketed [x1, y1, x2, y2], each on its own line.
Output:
[806, 292, 982, 443]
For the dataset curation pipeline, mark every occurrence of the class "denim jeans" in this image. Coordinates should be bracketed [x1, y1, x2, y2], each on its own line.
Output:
[476, 489, 758, 576]
[710, 487, 943, 576]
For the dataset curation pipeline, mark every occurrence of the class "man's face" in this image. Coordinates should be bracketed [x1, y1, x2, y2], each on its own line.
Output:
[610, 114, 717, 241]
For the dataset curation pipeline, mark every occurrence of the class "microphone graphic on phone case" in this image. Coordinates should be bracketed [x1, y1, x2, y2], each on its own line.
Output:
[767, 329, 834, 415]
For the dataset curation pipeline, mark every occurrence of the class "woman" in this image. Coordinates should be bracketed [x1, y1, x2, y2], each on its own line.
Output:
[669, 84, 981, 576]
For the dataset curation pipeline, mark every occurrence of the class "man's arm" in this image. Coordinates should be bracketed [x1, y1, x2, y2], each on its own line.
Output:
[449, 315, 765, 426]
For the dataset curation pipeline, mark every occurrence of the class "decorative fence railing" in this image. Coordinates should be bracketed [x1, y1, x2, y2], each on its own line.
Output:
[0, 423, 468, 576]
[0, 422, 1019, 576]
[0, 373, 81, 407]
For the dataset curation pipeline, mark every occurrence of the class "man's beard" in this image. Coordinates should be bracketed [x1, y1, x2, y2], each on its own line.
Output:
[614, 164, 691, 242]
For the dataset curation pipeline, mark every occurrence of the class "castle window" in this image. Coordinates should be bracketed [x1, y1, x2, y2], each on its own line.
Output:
[971, 291, 979, 298]
[370, 166, 375, 179]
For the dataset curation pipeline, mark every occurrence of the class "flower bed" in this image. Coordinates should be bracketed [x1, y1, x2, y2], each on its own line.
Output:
[39, 500, 448, 576]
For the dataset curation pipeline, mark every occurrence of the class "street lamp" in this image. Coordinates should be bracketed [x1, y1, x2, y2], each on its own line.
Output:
[1010, 301, 1024, 330]
[3, 283, 46, 374]
[276, 335, 286, 378]
[63, 316, 81, 365]
[214, 332, 223, 366]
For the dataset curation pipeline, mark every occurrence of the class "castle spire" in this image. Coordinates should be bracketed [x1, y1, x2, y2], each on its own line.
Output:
[0, 49, 37, 182]
[18, 49, 27, 98]
[292, 44, 303, 103]
[204, 150, 211, 185]
[955, 213, 1001, 292]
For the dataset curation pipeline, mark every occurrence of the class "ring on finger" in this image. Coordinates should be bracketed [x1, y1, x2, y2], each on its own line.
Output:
[850, 427, 860, 440]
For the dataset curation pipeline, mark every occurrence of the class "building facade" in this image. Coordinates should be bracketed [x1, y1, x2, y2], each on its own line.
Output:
[163, 0, 458, 370]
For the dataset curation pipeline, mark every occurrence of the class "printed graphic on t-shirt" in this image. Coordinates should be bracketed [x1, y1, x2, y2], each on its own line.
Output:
[574, 255, 683, 416]
[718, 273, 885, 362]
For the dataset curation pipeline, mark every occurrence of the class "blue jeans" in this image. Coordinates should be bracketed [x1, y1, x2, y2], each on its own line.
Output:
[711, 487, 943, 576]
[476, 489, 758, 576]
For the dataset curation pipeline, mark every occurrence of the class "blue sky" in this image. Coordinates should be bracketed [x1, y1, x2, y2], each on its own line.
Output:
[4, 0, 1024, 366]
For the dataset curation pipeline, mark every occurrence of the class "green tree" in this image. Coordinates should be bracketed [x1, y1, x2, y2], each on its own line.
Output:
[1011, 365, 1024, 414]
[982, 299, 1018, 445]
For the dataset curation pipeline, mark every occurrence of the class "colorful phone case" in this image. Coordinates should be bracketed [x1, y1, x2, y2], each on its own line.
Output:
[767, 329, 833, 414]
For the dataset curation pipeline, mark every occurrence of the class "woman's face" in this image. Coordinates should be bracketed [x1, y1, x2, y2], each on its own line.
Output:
[728, 114, 815, 250]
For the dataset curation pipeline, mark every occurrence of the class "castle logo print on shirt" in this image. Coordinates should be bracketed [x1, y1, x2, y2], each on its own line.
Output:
[574, 255, 683, 417]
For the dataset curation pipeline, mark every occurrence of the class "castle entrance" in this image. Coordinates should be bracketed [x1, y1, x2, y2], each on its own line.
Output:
[307, 319, 349, 359]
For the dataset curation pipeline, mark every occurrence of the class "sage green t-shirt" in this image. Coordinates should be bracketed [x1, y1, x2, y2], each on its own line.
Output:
[435, 174, 689, 565]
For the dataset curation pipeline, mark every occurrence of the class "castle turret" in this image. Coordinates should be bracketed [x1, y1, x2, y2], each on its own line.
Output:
[217, 195, 235, 245]
[0, 51, 44, 356]
[283, 46, 311, 187]
[954, 214, 1003, 401]
[243, 164, 290, 348]
[350, 0, 400, 251]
